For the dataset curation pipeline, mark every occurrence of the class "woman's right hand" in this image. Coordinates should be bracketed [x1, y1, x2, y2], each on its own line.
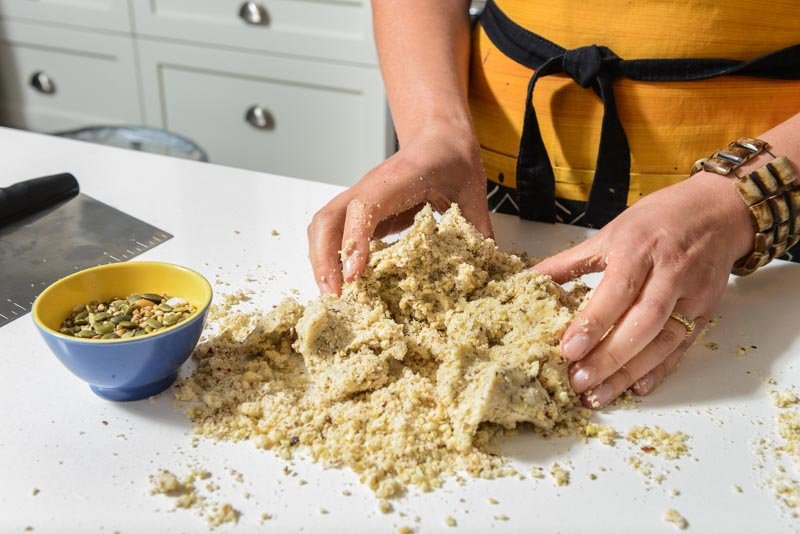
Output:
[307, 121, 492, 295]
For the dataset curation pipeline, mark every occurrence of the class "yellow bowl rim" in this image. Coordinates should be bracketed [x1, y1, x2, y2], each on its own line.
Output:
[32, 261, 213, 344]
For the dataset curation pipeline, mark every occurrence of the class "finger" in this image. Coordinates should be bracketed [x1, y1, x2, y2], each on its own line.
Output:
[558, 251, 652, 361]
[307, 203, 347, 295]
[569, 268, 678, 393]
[533, 237, 605, 284]
[578, 303, 695, 408]
[457, 187, 493, 239]
[340, 177, 431, 282]
[373, 204, 424, 240]
[632, 316, 709, 396]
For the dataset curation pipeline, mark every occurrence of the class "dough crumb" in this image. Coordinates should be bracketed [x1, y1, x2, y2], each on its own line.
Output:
[271, 229, 280, 236]
[664, 508, 689, 529]
[444, 515, 457, 527]
[31, 488, 40, 496]
[206, 503, 239, 527]
[550, 462, 570, 486]
[627, 425, 690, 460]
[379, 500, 394, 514]
[584, 423, 617, 445]
[772, 388, 799, 409]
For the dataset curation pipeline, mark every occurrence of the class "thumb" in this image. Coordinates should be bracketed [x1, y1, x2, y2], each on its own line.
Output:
[532, 237, 604, 284]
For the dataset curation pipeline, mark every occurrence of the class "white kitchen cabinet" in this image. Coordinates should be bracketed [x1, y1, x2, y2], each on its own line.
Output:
[137, 39, 389, 184]
[0, 0, 132, 32]
[0, 0, 392, 185]
[0, 19, 142, 131]
[131, 0, 377, 65]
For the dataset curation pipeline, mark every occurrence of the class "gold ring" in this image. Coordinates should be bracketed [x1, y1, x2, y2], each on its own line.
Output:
[669, 312, 696, 338]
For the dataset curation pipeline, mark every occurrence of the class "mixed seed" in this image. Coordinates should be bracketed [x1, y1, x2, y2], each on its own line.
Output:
[59, 293, 196, 340]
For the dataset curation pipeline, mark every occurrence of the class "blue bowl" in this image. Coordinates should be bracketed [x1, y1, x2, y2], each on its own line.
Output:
[33, 261, 212, 401]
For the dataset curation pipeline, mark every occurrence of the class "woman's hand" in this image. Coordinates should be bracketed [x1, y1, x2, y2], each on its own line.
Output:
[307, 121, 492, 295]
[535, 172, 754, 408]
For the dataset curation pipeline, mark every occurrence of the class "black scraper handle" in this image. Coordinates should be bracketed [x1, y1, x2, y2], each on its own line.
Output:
[0, 173, 79, 227]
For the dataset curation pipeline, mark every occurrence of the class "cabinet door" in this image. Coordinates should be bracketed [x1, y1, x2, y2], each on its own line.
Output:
[138, 39, 390, 186]
[0, 0, 131, 32]
[131, 0, 376, 65]
[0, 20, 142, 131]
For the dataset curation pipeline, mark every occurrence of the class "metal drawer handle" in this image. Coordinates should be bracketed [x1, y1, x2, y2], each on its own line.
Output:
[245, 105, 275, 130]
[238, 1, 269, 25]
[30, 71, 56, 95]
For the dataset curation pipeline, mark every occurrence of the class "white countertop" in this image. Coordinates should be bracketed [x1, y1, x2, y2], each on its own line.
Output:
[0, 126, 798, 533]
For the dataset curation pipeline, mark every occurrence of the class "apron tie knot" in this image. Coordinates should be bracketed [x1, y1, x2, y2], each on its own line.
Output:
[562, 45, 620, 88]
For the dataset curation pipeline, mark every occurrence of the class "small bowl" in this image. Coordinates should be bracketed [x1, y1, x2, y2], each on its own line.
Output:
[33, 261, 212, 401]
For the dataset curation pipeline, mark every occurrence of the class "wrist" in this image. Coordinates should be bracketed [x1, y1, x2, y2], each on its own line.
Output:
[687, 171, 754, 262]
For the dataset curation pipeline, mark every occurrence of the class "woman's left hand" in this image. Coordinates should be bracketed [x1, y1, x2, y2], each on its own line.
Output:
[534, 172, 755, 408]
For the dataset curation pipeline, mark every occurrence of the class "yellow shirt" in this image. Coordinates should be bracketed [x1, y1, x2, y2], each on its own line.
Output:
[470, 0, 800, 206]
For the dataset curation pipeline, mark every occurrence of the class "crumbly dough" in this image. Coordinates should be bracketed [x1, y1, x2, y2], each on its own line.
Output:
[176, 205, 590, 497]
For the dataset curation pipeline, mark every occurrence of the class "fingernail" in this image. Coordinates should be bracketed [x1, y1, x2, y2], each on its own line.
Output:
[343, 255, 357, 282]
[570, 366, 593, 393]
[583, 383, 613, 409]
[318, 282, 333, 295]
[634, 373, 655, 394]
[562, 334, 591, 360]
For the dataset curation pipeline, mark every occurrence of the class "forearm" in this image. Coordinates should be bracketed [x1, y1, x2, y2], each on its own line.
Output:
[372, 0, 474, 144]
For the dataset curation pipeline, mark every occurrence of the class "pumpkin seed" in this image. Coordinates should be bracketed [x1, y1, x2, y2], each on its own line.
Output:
[142, 293, 164, 302]
[94, 323, 115, 335]
[162, 313, 179, 326]
[120, 331, 135, 339]
[101, 333, 119, 340]
[159, 303, 173, 312]
[111, 315, 132, 325]
[75, 329, 96, 338]
[118, 321, 138, 329]
[146, 318, 162, 329]
[93, 311, 111, 321]
[74, 310, 89, 321]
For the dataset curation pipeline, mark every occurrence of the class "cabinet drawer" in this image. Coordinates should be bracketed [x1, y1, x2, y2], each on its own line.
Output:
[0, 0, 131, 32]
[132, 0, 376, 65]
[138, 40, 390, 186]
[0, 20, 142, 132]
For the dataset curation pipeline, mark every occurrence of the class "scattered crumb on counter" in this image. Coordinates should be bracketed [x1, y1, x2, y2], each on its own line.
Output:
[664, 508, 689, 529]
[379, 500, 394, 514]
[206, 503, 239, 527]
[444, 515, 457, 527]
[271, 229, 280, 236]
[584, 423, 617, 445]
[550, 462, 570, 486]
[627, 426, 690, 460]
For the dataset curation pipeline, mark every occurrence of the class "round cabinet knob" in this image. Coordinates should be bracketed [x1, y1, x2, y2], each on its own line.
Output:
[238, 1, 269, 25]
[245, 105, 275, 130]
[29, 71, 56, 95]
